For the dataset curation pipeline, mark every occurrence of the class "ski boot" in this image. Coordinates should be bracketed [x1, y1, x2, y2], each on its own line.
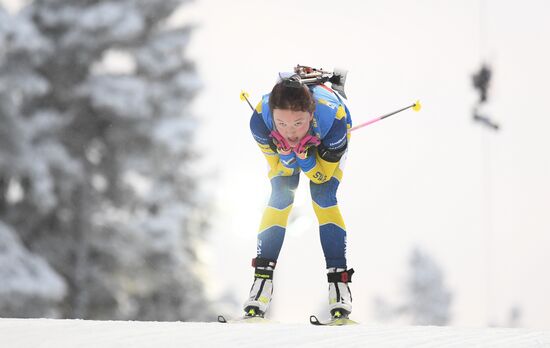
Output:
[243, 257, 277, 317]
[327, 267, 355, 319]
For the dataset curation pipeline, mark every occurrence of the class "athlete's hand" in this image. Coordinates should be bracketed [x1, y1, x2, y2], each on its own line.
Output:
[270, 130, 293, 155]
[294, 134, 321, 159]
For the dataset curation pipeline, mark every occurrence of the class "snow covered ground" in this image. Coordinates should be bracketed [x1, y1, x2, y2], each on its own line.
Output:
[1, 318, 550, 348]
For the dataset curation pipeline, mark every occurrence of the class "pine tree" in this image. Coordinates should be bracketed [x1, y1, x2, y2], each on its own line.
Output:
[374, 247, 453, 325]
[1, 4, 68, 317]
[0, 221, 67, 317]
[405, 247, 453, 325]
[1, 0, 211, 320]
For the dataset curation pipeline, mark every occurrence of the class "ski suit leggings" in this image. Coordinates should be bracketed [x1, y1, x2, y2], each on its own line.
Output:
[256, 174, 347, 269]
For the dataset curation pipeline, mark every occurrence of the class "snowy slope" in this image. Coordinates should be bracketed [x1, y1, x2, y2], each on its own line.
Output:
[1, 318, 550, 348]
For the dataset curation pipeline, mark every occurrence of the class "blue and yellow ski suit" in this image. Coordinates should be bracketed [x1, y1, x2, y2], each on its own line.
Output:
[249, 85, 352, 269]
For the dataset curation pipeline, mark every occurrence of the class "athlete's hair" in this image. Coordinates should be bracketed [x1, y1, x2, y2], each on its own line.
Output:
[269, 82, 316, 114]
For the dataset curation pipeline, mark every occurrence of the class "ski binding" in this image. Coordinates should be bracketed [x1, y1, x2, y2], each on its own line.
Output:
[310, 311, 358, 326]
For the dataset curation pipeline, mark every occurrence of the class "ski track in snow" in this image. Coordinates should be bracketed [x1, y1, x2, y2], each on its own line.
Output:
[1, 318, 550, 348]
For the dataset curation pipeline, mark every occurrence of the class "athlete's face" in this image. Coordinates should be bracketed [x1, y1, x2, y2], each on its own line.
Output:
[273, 109, 313, 148]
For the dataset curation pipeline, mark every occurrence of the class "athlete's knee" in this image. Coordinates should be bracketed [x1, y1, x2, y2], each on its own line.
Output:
[269, 175, 299, 208]
[310, 177, 339, 207]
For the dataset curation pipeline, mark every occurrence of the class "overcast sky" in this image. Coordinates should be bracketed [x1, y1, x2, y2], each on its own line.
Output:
[179, 0, 550, 327]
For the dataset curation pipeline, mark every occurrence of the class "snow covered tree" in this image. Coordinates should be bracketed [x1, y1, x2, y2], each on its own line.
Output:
[405, 247, 453, 325]
[0, 0, 211, 320]
[1, 3, 70, 318]
[375, 247, 453, 325]
[0, 222, 67, 317]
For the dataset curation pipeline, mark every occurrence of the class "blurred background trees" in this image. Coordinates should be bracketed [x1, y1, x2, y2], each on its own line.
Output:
[375, 247, 453, 326]
[0, 0, 211, 320]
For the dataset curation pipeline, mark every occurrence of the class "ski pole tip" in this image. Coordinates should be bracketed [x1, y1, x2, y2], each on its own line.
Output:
[412, 100, 422, 112]
[240, 90, 250, 101]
